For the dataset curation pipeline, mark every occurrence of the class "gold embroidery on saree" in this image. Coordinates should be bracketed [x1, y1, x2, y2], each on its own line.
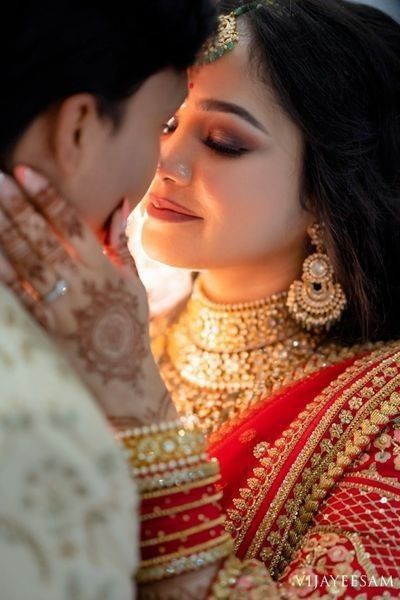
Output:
[250, 349, 400, 558]
[342, 455, 400, 487]
[224, 343, 400, 578]
[307, 483, 400, 583]
[340, 480, 400, 500]
[265, 378, 400, 576]
[289, 525, 380, 579]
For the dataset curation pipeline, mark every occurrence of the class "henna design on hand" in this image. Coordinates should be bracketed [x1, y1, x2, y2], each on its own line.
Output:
[155, 389, 176, 422]
[67, 279, 148, 386]
[103, 230, 139, 277]
[116, 230, 139, 273]
[136, 396, 175, 426]
[36, 186, 84, 239]
[0, 210, 47, 284]
[108, 415, 142, 429]
[6, 201, 72, 269]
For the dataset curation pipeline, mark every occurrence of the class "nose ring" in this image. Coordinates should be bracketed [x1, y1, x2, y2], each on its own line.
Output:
[176, 164, 191, 179]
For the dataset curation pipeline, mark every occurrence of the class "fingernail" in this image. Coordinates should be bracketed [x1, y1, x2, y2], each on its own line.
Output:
[14, 166, 48, 195]
[0, 172, 21, 200]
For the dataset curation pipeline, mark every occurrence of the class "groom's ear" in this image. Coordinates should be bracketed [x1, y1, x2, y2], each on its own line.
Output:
[53, 94, 110, 177]
[9, 94, 107, 181]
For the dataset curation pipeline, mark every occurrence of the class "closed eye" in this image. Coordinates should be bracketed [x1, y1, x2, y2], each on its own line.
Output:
[204, 136, 249, 157]
[162, 115, 249, 158]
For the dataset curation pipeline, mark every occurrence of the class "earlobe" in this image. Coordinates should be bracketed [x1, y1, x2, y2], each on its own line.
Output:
[54, 94, 96, 175]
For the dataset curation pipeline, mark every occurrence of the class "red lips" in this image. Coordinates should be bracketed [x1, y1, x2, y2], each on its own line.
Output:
[149, 194, 200, 218]
[145, 193, 202, 223]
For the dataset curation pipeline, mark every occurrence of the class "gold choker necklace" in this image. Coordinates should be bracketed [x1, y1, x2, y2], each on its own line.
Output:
[155, 278, 366, 436]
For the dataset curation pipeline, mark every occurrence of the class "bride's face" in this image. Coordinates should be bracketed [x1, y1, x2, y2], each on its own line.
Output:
[142, 40, 312, 271]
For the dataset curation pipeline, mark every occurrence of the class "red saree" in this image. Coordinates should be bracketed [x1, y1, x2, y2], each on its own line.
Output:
[209, 342, 400, 598]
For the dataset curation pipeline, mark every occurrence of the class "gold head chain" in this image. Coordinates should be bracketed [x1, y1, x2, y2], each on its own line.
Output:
[197, 1, 293, 66]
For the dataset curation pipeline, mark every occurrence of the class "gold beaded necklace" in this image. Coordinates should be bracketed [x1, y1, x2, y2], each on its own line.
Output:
[154, 278, 371, 436]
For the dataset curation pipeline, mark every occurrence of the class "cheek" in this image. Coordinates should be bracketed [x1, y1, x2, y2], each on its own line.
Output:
[201, 157, 303, 251]
[199, 159, 272, 231]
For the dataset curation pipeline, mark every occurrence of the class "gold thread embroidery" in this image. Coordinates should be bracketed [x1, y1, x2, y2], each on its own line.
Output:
[235, 346, 398, 556]
[339, 480, 400, 500]
[295, 524, 400, 587]
[296, 525, 380, 579]
[266, 382, 400, 576]
[224, 343, 400, 574]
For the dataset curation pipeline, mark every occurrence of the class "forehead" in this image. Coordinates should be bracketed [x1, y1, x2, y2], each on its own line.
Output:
[188, 38, 276, 119]
[132, 68, 187, 119]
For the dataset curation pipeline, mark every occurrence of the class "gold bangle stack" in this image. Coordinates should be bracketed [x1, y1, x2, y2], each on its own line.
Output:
[114, 419, 232, 583]
[116, 418, 206, 473]
[137, 459, 220, 495]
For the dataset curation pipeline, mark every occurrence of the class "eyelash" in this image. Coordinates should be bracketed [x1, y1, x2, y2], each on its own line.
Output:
[204, 137, 248, 157]
[162, 120, 248, 158]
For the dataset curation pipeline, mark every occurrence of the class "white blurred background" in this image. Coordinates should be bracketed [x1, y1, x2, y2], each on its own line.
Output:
[349, 0, 399, 21]
[126, 208, 193, 318]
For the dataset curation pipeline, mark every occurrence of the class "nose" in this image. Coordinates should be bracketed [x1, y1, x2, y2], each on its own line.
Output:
[157, 138, 193, 186]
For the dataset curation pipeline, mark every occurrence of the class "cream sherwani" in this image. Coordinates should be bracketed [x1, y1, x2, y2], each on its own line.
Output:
[0, 284, 138, 600]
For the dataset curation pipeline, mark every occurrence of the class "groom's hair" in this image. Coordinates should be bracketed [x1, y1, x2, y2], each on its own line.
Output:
[0, 0, 216, 167]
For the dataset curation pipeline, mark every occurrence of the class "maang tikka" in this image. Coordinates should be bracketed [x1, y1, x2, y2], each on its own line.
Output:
[287, 224, 347, 331]
[196, 1, 289, 66]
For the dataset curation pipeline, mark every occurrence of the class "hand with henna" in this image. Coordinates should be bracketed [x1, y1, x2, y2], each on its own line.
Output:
[0, 167, 177, 425]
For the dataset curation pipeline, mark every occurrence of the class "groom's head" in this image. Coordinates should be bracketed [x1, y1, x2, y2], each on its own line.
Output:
[0, 1, 216, 231]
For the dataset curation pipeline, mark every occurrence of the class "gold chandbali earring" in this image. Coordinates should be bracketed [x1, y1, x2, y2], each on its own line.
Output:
[287, 224, 347, 331]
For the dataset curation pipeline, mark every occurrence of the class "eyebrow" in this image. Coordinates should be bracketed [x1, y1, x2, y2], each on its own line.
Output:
[197, 98, 269, 134]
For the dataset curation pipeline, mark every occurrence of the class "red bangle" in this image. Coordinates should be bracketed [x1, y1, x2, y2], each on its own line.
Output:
[141, 520, 227, 561]
[141, 480, 221, 515]
[140, 473, 226, 561]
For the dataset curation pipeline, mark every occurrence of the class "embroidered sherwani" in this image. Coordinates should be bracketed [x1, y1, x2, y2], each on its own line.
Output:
[0, 285, 138, 600]
[209, 346, 400, 598]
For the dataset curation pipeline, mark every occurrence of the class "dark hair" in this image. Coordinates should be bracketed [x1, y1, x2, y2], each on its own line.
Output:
[0, 0, 216, 168]
[220, 0, 400, 344]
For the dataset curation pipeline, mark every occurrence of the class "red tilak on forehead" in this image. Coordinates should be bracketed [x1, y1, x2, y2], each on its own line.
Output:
[189, 82, 194, 89]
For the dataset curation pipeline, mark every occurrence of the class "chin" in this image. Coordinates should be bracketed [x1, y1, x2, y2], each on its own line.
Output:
[141, 226, 189, 268]
[143, 243, 194, 269]
[141, 223, 222, 271]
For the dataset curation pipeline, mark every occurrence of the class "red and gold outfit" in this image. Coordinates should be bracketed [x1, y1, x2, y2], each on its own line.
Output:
[209, 344, 400, 597]
[150, 278, 400, 597]
[145, 4, 400, 593]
